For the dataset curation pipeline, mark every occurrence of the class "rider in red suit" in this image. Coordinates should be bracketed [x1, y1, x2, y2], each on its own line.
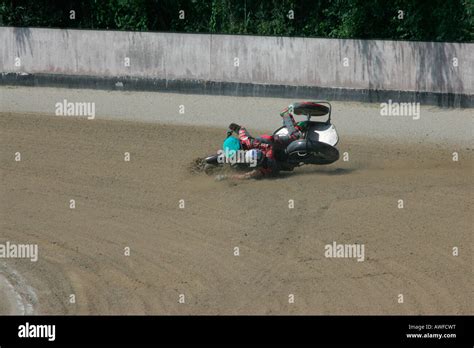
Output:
[273, 110, 304, 148]
[225, 123, 278, 179]
[218, 110, 304, 180]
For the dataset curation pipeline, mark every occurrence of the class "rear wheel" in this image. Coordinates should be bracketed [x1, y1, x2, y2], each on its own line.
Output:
[286, 140, 339, 165]
[305, 141, 339, 164]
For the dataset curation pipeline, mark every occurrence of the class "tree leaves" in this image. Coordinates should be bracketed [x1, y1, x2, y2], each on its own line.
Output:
[1, 0, 471, 42]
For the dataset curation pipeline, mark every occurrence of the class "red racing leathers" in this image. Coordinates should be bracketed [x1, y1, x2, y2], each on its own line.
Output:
[237, 127, 279, 176]
[232, 113, 302, 177]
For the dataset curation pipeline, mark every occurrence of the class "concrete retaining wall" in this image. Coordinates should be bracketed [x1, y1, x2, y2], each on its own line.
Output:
[1, 27, 472, 107]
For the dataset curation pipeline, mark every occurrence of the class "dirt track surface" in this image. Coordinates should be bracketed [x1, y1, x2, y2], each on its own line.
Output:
[1, 111, 472, 315]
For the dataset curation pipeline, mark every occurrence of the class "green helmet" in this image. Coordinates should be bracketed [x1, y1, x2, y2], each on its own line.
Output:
[222, 136, 241, 158]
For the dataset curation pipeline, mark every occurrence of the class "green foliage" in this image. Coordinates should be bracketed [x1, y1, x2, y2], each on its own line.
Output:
[0, 0, 471, 41]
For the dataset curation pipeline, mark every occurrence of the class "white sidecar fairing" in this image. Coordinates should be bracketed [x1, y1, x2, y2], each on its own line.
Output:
[274, 122, 339, 147]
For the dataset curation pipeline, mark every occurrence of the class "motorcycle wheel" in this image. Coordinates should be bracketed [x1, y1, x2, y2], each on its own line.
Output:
[306, 142, 340, 164]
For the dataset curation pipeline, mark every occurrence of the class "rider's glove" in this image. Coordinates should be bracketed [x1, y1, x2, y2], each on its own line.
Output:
[228, 123, 241, 132]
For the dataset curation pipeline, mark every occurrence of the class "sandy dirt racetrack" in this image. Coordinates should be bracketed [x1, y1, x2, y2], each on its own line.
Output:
[1, 111, 472, 315]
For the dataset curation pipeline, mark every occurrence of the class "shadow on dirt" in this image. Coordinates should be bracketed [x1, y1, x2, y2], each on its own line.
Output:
[278, 167, 357, 179]
[190, 156, 358, 180]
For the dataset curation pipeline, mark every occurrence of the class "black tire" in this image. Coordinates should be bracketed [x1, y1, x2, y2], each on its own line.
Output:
[205, 154, 219, 164]
[305, 141, 339, 164]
